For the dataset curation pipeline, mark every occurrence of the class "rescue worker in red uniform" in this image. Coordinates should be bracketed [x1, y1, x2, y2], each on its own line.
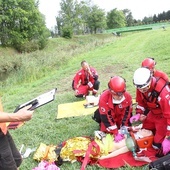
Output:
[93, 76, 133, 142]
[72, 61, 100, 97]
[141, 57, 169, 81]
[130, 67, 170, 156]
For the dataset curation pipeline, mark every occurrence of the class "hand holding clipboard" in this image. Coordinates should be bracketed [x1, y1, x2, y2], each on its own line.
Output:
[14, 88, 57, 113]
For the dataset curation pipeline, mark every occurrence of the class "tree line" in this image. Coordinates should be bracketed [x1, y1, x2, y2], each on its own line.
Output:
[0, 0, 170, 52]
[55, 0, 170, 37]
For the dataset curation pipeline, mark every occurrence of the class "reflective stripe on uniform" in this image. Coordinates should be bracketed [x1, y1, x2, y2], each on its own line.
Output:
[107, 124, 117, 131]
[167, 125, 170, 131]
[136, 105, 145, 111]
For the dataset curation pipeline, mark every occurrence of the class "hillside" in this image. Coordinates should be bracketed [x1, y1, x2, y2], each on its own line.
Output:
[1, 28, 170, 170]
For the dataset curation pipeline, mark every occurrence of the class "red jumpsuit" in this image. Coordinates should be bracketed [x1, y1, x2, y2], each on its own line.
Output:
[136, 77, 170, 147]
[154, 70, 169, 81]
[73, 66, 99, 96]
[99, 90, 133, 134]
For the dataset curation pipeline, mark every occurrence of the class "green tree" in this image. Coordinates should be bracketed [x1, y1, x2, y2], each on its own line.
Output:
[106, 8, 126, 29]
[142, 16, 153, 24]
[166, 10, 170, 20]
[59, 0, 92, 36]
[56, 13, 63, 36]
[59, 0, 78, 36]
[0, 0, 49, 52]
[122, 9, 134, 26]
[153, 14, 158, 23]
[74, 0, 91, 34]
[158, 13, 165, 21]
[57, 0, 106, 35]
[86, 5, 106, 34]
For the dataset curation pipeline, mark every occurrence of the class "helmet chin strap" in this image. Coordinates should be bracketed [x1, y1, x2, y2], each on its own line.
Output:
[112, 95, 125, 104]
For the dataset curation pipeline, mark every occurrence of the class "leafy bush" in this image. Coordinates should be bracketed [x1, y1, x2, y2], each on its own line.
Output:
[14, 38, 48, 53]
[61, 25, 73, 39]
[0, 55, 21, 74]
[38, 37, 48, 50]
[15, 40, 40, 53]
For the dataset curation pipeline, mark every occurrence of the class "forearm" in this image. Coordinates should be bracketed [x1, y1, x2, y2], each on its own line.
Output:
[88, 68, 98, 79]
[0, 111, 19, 123]
[99, 146, 129, 159]
[0, 106, 33, 123]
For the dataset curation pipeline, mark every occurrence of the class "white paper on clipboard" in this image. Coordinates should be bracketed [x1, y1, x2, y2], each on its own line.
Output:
[14, 88, 57, 112]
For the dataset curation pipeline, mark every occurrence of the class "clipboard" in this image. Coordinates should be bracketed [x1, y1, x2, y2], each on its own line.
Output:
[14, 88, 57, 113]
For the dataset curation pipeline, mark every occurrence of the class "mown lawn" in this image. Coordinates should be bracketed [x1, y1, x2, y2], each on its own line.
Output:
[1, 28, 170, 170]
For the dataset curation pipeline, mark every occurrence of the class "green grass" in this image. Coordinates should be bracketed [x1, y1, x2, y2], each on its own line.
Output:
[105, 21, 170, 34]
[1, 27, 170, 170]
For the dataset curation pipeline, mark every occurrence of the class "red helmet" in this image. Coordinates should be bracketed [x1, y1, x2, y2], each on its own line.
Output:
[108, 76, 126, 96]
[141, 58, 156, 70]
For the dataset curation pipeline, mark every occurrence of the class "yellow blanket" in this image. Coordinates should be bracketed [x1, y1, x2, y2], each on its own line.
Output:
[57, 100, 98, 119]
[57, 99, 136, 119]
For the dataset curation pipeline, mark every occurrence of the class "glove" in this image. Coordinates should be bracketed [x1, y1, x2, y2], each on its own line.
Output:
[114, 133, 124, 143]
[130, 113, 140, 123]
[162, 138, 170, 155]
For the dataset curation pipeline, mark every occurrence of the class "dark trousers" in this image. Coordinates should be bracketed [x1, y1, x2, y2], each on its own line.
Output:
[93, 80, 100, 91]
[0, 130, 22, 170]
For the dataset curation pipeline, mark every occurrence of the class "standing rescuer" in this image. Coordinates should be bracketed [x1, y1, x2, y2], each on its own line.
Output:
[0, 98, 33, 170]
[130, 67, 170, 156]
[93, 76, 133, 142]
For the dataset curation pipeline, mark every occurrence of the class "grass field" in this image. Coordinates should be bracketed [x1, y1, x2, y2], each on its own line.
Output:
[105, 21, 170, 34]
[1, 27, 170, 170]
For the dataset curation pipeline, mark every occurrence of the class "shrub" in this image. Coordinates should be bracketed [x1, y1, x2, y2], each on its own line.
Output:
[15, 40, 39, 53]
[61, 25, 73, 39]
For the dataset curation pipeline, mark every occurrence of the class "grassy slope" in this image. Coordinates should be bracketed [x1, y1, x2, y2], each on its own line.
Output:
[1, 28, 170, 170]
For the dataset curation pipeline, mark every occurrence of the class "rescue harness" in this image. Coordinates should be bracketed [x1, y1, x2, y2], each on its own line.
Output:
[142, 77, 169, 115]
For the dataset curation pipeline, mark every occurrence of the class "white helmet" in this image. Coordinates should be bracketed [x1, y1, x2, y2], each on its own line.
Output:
[133, 67, 151, 89]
